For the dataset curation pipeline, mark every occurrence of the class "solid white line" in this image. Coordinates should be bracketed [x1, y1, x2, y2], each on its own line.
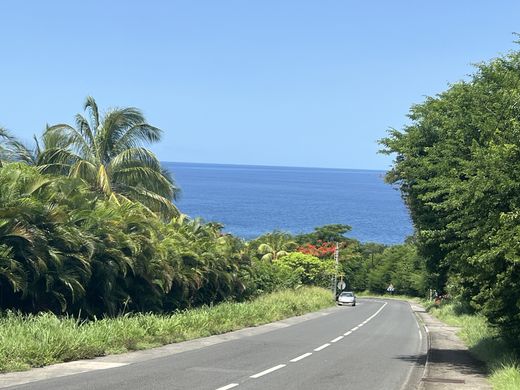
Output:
[358, 324, 364, 327]
[250, 364, 286, 378]
[216, 384, 239, 390]
[344, 331, 352, 336]
[351, 326, 359, 331]
[314, 343, 330, 351]
[331, 336, 343, 343]
[290, 352, 312, 362]
[419, 329, 423, 341]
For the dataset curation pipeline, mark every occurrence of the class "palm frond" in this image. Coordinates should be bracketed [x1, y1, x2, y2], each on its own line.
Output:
[69, 159, 97, 183]
[113, 123, 162, 153]
[97, 164, 112, 195]
[84, 96, 100, 130]
[45, 123, 91, 157]
[119, 185, 179, 219]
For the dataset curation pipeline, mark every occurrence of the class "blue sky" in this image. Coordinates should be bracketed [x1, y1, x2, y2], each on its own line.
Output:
[1, 1, 520, 170]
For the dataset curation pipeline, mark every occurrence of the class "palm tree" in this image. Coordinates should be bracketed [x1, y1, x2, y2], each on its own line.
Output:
[38, 97, 179, 219]
[0, 163, 93, 313]
[254, 232, 297, 262]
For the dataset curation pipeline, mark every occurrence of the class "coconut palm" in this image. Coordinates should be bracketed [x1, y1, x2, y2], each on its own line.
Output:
[38, 97, 179, 219]
[253, 232, 297, 262]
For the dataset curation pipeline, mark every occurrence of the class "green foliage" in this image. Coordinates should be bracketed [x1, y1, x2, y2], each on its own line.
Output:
[276, 252, 336, 287]
[366, 244, 427, 295]
[10, 97, 179, 219]
[247, 231, 297, 262]
[381, 48, 520, 344]
[0, 163, 250, 316]
[295, 224, 352, 245]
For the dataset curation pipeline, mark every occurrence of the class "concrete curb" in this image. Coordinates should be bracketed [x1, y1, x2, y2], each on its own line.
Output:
[409, 302, 492, 390]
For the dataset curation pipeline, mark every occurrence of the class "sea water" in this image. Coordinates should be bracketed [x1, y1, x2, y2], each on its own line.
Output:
[164, 162, 413, 245]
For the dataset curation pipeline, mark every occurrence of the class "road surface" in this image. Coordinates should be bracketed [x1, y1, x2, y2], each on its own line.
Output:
[10, 299, 426, 390]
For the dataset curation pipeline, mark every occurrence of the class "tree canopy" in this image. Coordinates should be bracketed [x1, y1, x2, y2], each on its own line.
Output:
[380, 48, 520, 343]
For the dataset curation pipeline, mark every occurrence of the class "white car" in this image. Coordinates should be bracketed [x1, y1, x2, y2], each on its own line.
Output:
[337, 291, 356, 306]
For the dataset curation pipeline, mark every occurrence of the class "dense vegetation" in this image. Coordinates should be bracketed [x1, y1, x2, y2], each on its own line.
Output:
[381, 48, 520, 345]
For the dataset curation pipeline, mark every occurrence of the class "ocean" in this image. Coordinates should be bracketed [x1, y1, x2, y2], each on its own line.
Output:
[164, 162, 413, 245]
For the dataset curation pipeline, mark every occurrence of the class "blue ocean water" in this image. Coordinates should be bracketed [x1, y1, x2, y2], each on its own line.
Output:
[164, 162, 413, 245]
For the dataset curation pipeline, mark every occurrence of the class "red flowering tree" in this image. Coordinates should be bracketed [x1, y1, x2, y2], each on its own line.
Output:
[297, 241, 337, 259]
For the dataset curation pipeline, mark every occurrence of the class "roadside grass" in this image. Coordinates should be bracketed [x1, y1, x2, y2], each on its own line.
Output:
[426, 301, 520, 390]
[0, 286, 333, 373]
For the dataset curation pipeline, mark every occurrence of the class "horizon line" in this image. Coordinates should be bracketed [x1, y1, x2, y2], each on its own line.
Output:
[161, 160, 391, 172]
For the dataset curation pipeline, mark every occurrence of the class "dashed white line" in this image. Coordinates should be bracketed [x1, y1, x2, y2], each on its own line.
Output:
[352, 326, 359, 331]
[330, 336, 343, 343]
[314, 343, 331, 351]
[250, 364, 286, 378]
[344, 330, 352, 336]
[290, 352, 312, 362]
[216, 384, 239, 390]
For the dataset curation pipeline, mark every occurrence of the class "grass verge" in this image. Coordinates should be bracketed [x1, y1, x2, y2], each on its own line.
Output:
[426, 301, 520, 390]
[0, 286, 333, 373]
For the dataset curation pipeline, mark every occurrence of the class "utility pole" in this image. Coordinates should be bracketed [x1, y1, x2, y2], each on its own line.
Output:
[333, 242, 339, 300]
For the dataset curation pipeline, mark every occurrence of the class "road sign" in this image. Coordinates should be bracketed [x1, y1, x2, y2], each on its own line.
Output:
[337, 281, 346, 290]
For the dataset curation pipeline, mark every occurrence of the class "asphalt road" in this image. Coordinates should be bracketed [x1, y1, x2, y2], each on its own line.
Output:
[10, 299, 426, 390]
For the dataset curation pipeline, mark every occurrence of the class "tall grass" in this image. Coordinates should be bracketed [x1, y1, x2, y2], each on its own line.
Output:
[0, 287, 333, 373]
[427, 302, 520, 390]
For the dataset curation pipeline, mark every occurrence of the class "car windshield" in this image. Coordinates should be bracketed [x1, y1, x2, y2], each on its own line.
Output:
[340, 292, 353, 297]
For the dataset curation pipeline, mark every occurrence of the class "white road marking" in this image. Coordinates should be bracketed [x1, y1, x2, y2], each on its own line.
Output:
[358, 324, 364, 327]
[419, 329, 423, 341]
[330, 336, 343, 343]
[344, 331, 352, 336]
[424, 325, 429, 333]
[290, 352, 312, 362]
[314, 343, 330, 351]
[250, 364, 286, 378]
[352, 326, 359, 331]
[216, 384, 239, 390]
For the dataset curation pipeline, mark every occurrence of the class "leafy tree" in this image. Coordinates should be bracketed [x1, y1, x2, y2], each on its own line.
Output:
[380, 47, 520, 343]
[295, 224, 352, 245]
[276, 252, 335, 287]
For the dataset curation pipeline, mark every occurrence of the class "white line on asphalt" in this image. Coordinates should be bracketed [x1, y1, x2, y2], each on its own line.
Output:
[344, 331, 352, 336]
[290, 352, 312, 362]
[424, 325, 429, 333]
[250, 364, 286, 378]
[330, 336, 343, 343]
[365, 302, 388, 322]
[358, 324, 364, 327]
[216, 384, 239, 390]
[314, 343, 330, 351]
[419, 328, 423, 341]
[352, 326, 359, 331]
